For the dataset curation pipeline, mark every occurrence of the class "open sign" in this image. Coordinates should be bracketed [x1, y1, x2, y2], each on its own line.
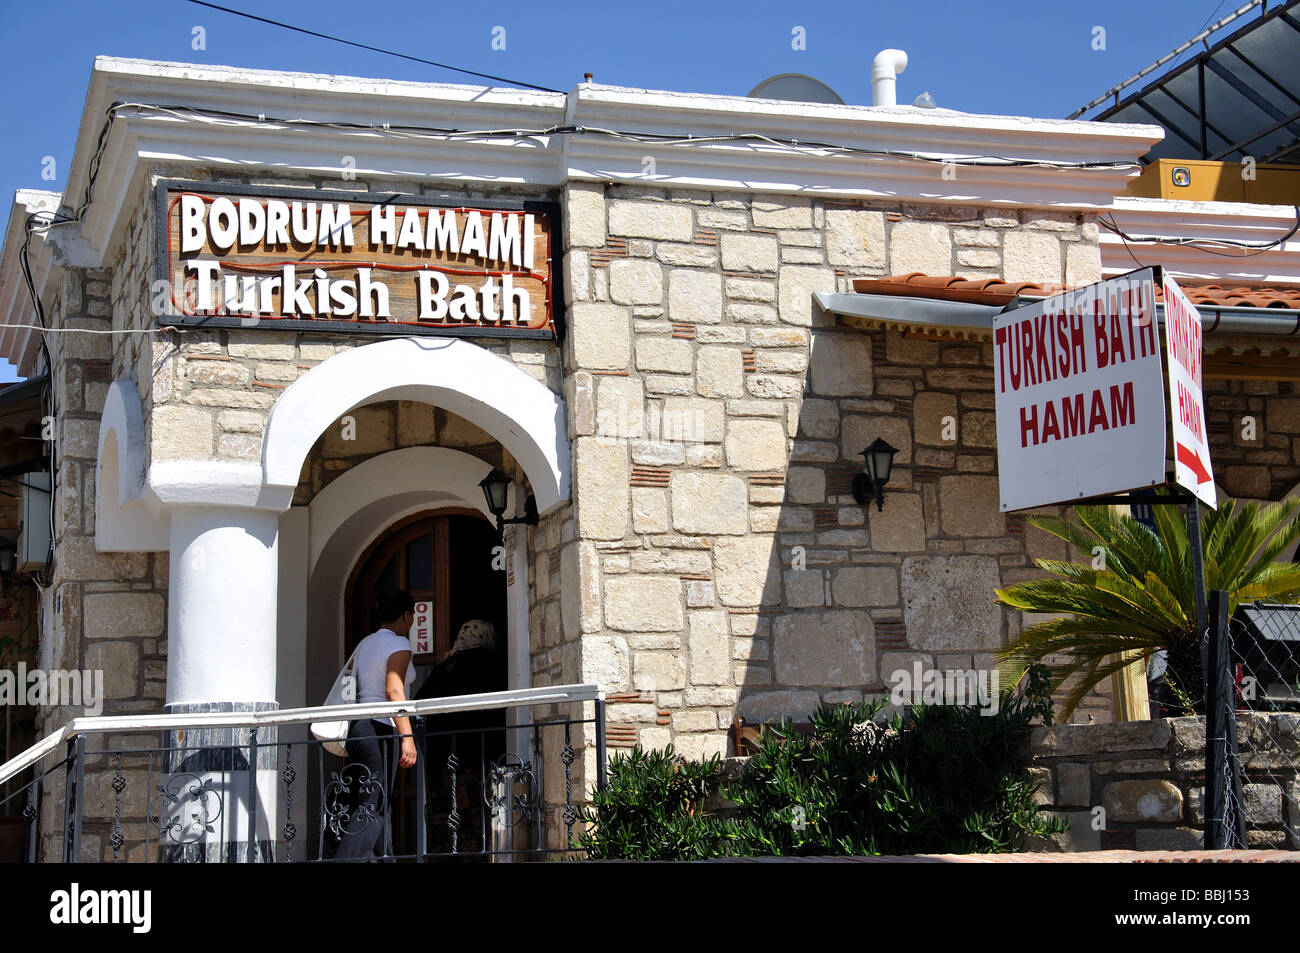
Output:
[409, 600, 434, 655]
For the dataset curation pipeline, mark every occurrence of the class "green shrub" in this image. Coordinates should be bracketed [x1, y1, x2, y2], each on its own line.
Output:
[573, 745, 735, 860]
[576, 668, 1065, 859]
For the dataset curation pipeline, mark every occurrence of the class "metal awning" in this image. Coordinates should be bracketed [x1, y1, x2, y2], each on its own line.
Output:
[814, 292, 1004, 340]
[0, 374, 46, 408]
[814, 291, 1300, 339]
[1236, 603, 1300, 643]
[1075, 0, 1300, 165]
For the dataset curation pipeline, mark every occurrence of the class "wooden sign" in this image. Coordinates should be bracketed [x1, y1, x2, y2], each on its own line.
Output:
[155, 181, 560, 339]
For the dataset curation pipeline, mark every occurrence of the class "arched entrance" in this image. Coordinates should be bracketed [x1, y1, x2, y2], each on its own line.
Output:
[345, 507, 509, 857]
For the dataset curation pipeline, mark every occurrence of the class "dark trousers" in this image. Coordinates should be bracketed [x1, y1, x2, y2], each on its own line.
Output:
[334, 719, 397, 860]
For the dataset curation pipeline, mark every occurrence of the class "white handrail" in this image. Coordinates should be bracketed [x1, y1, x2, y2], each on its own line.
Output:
[0, 683, 603, 787]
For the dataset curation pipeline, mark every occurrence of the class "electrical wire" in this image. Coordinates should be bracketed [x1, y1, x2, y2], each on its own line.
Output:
[1099, 207, 1300, 257]
[100, 101, 1146, 171]
[184, 0, 562, 93]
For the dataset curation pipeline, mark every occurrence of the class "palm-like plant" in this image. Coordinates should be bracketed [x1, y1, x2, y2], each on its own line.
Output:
[995, 492, 1300, 719]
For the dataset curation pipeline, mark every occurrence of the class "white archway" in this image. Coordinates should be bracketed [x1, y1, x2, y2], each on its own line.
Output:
[305, 445, 498, 574]
[261, 337, 569, 514]
[279, 446, 530, 714]
[95, 380, 168, 551]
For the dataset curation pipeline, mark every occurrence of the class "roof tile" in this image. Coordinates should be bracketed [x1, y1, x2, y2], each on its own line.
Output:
[852, 274, 1300, 310]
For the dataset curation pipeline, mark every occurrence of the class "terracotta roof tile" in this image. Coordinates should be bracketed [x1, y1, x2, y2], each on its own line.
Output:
[852, 274, 1300, 310]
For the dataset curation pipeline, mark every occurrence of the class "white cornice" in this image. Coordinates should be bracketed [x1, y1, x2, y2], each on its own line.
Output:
[62, 58, 1160, 260]
[0, 190, 61, 377]
[0, 56, 1164, 371]
[1102, 196, 1300, 286]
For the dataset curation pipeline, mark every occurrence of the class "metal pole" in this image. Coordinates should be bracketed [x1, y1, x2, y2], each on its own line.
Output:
[1187, 500, 1209, 649]
[70, 735, 85, 863]
[247, 727, 258, 863]
[1204, 590, 1245, 849]
[595, 697, 607, 793]
[414, 717, 426, 863]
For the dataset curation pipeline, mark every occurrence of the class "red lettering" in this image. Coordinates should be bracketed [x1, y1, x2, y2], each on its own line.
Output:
[995, 326, 1008, 392]
[1094, 304, 1109, 368]
[1109, 312, 1127, 365]
[1088, 388, 1109, 432]
[1020, 404, 1039, 448]
[1035, 313, 1053, 385]
[1061, 392, 1085, 438]
[1109, 381, 1135, 428]
[1041, 399, 1061, 443]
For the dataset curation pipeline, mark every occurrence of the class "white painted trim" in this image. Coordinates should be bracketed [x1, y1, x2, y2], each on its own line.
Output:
[145, 460, 295, 513]
[1102, 196, 1300, 286]
[54, 58, 1158, 268]
[97, 380, 147, 503]
[262, 337, 569, 514]
[94, 380, 169, 551]
[0, 57, 1166, 371]
[305, 446, 494, 574]
[0, 191, 60, 376]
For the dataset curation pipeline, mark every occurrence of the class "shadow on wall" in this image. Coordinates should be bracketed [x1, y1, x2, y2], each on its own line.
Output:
[598, 321, 1079, 759]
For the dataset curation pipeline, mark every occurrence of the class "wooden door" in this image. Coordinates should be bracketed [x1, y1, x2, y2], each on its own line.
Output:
[347, 508, 505, 663]
[345, 508, 508, 858]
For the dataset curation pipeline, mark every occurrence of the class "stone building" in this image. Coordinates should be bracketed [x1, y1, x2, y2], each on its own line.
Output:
[2, 56, 1299, 859]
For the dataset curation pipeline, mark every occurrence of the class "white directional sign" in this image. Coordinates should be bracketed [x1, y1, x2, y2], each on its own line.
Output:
[994, 269, 1167, 511]
[1163, 275, 1216, 508]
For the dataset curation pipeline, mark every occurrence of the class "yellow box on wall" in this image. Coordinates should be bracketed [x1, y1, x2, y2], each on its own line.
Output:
[1123, 158, 1300, 204]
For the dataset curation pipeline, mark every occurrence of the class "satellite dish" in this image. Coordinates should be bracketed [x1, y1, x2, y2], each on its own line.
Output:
[747, 73, 845, 105]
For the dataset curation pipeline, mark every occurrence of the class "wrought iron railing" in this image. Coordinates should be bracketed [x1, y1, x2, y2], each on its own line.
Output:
[0, 684, 607, 862]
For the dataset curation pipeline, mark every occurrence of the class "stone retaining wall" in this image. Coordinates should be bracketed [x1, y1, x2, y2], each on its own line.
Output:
[1027, 714, 1300, 851]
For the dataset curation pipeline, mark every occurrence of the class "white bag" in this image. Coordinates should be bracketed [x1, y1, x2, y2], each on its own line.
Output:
[311, 648, 360, 757]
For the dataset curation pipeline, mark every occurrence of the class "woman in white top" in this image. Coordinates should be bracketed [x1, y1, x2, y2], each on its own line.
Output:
[333, 589, 419, 860]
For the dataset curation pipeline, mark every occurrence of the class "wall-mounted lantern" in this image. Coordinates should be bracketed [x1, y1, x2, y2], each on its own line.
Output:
[852, 438, 900, 512]
[478, 468, 539, 535]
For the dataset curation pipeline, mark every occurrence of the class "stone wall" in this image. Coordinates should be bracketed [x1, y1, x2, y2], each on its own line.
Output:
[34, 260, 171, 861]
[561, 182, 1115, 760]
[1204, 376, 1300, 502]
[1028, 715, 1300, 851]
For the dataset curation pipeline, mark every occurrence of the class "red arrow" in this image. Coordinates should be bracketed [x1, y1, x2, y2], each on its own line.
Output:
[1176, 442, 1212, 485]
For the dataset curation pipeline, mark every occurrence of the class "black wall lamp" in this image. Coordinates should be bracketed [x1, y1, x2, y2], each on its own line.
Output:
[479, 468, 539, 535]
[852, 438, 900, 512]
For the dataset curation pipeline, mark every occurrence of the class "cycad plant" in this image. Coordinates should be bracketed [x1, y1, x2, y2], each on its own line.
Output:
[995, 492, 1300, 719]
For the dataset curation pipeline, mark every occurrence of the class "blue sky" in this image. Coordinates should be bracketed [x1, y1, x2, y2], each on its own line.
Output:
[0, 0, 1240, 382]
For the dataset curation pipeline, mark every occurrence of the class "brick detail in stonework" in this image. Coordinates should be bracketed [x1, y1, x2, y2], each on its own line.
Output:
[826, 463, 859, 496]
[606, 725, 639, 748]
[589, 238, 629, 268]
[875, 618, 908, 651]
[630, 467, 671, 487]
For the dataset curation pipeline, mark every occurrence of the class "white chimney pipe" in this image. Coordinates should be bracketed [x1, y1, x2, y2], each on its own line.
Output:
[871, 49, 909, 106]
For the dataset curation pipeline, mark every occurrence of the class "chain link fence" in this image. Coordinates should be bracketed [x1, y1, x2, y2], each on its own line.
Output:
[1207, 598, 1300, 849]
